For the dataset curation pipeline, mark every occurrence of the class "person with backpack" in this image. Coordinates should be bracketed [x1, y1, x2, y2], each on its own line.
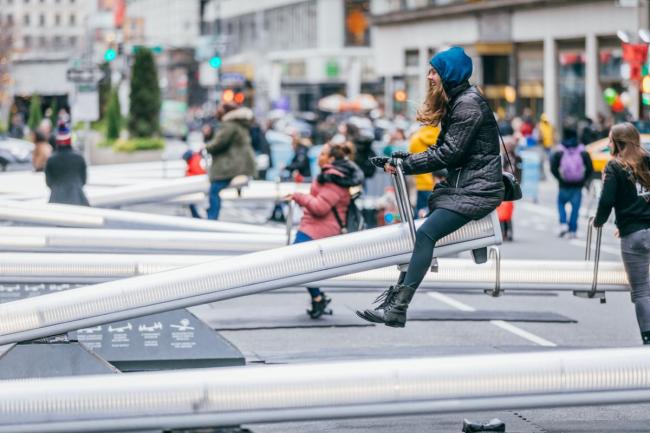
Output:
[356, 46, 504, 328]
[550, 128, 593, 238]
[594, 123, 650, 344]
[285, 142, 364, 319]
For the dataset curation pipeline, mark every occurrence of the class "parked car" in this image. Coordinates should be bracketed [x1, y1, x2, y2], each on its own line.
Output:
[0, 135, 33, 171]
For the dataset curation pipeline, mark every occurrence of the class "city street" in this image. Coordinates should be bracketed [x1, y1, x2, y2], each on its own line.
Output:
[172, 178, 642, 433]
[2, 0, 650, 431]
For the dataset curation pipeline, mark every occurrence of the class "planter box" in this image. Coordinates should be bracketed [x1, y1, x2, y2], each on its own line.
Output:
[90, 145, 165, 165]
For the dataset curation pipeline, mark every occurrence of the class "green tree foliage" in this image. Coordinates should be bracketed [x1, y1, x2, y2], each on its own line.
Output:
[49, 98, 58, 126]
[128, 48, 160, 138]
[106, 89, 121, 141]
[98, 62, 111, 118]
[27, 94, 42, 132]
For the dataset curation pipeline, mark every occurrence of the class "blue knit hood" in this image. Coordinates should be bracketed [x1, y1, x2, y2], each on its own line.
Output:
[430, 46, 473, 92]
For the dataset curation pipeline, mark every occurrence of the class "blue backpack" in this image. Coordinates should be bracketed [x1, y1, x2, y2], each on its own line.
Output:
[559, 145, 586, 183]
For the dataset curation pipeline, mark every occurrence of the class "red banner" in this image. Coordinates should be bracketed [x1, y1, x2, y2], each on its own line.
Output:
[114, 0, 125, 28]
[622, 43, 649, 81]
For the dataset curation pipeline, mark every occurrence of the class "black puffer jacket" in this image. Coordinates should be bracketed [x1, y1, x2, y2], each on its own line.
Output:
[402, 83, 504, 220]
[318, 159, 364, 188]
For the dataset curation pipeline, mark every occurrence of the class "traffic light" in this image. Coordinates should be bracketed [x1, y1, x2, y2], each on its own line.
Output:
[209, 54, 222, 69]
[104, 48, 117, 62]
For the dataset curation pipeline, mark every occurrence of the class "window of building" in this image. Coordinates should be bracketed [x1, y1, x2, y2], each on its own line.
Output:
[38, 36, 46, 47]
[53, 35, 61, 48]
[23, 35, 31, 48]
[69, 14, 75, 25]
[482, 55, 509, 85]
[39, 13, 45, 26]
[68, 35, 76, 47]
[558, 48, 586, 122]
[55, 14, 60, 25]
[24, 0, 29, 3]
[404, 49, 419, 67]
[6, 13, 13, 25]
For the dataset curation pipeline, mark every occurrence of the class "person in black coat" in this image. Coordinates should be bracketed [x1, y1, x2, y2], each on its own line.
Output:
[357, 46, 503, 328]
[44, 122, 89, 206]
[284, 130, 311, 181]
[594, 123, 650, 344]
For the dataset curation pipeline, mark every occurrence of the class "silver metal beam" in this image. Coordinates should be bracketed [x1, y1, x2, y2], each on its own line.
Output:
[0, 215, 500, 344]
[1, 347, 650, 432]
[0, 201, 285, 234]
[0, 227, 285, 254]
[0, 253, 631, 292]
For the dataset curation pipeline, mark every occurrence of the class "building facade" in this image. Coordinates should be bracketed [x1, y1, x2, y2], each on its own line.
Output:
[200, 0, 379, 113]
[371, 0, 648, 127]
[1, 0, 96, 101]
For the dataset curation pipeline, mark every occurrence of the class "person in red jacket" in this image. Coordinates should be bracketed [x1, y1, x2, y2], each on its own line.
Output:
[285, 142, 364, 318]
[182, 148, 206, 218]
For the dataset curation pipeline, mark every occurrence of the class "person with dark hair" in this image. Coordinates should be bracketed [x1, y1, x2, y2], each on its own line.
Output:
[284, 129, 312, 182]
[285, 142, 364, 319]
[550, 128, 593, 238]
[44, 122, 89, 206]
[357, 46, 504, 328]
[595, 123, 650, 344]
[249, 119, 272, 180]
[205, 104, 257, 220]
[32, 129, 52, 172]
[345, 122, 377, 181]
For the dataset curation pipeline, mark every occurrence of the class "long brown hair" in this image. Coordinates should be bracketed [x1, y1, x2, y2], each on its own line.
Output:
[416, 71, 449, 126]
[610, 122, 650, 190]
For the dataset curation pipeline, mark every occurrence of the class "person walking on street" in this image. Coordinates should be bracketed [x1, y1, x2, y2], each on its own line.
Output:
[408, 125, 440, 217]
[44, 122, 89, 206]
[357, 46, 504, 328]
[594, 123, 650, 344]
[550, 128, 593, 238]
[283, 130, 312, 182]
[285, 142, 364, 319]
[205, 104, 257, 220]
[32, 129, 52, 172]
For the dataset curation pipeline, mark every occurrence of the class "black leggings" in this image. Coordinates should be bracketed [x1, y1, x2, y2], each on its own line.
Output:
[403, 208, 471, 289]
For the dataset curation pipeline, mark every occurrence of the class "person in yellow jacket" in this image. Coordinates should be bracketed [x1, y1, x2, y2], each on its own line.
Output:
[539, 113, 555, 150]
[408, 125, 441, 217]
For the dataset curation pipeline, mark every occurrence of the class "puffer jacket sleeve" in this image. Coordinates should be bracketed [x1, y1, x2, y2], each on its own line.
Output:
[206, 123, 236, 155]
[293, 184, 343, 217]
[402, 99, 484, 175]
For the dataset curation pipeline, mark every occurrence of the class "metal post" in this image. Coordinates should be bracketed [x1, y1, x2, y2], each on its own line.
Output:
[392, 159, 416, 245]
[575, 216, 605, 302]
[285, 201, 293, 245]
[483, 246, 502, 297]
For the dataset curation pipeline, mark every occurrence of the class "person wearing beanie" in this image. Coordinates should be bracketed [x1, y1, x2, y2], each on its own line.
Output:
[44, 122, 89, 206]
[550, 127, 593, 238]
[358, 46, 504, 328]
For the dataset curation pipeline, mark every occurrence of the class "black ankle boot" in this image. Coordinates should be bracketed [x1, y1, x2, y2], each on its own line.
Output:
[307, 294, 332, 319]
[356, 284, 416, 328]
[642, 331, 650, 345]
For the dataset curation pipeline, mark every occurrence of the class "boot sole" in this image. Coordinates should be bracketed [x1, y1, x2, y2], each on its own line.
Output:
[355, 310, 383, 324]
[356, 310, 406, 328]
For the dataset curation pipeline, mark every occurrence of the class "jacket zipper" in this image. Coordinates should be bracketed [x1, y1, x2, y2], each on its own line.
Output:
[455, 168, 462, 188]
